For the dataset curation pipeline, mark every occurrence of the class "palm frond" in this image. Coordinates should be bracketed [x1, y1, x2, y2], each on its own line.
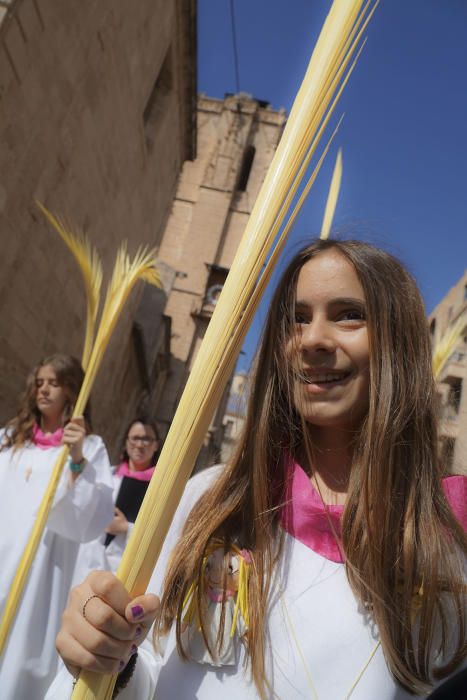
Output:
[320, 147, 343, 239]
[36, 201, 103, 370]
[432, 314, 467, 380]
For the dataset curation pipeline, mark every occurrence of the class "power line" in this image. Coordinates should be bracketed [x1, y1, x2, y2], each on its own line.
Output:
[229, 0, 241, 95]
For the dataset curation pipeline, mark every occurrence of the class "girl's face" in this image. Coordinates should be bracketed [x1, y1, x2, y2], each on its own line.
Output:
[126, 422, 158, 470]
[35, 365, 68, 422]
[288, 250, 370, 431]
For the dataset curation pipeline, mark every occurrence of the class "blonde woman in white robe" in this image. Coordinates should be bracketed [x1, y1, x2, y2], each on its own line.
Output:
[0, 353, 114, 699]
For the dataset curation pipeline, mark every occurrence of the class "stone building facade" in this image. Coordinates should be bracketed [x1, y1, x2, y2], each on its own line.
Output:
[220, 370, 248, 464]
[156, 94, 286, 468]
[0, 0, 196, 456]
[429, 271, 467, 474]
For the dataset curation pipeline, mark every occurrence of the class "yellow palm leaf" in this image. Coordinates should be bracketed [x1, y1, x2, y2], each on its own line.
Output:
[35, 201, 103, 370]
[320, 147, 343, 239]
[432, 314, 467, 380]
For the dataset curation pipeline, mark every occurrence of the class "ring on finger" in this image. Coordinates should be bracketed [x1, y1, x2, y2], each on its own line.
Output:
[82, 594, 102, 620]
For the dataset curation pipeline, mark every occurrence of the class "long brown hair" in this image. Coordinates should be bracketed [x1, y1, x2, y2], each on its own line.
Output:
[156, 240, 466, 696]
[2, 353, 90, 450]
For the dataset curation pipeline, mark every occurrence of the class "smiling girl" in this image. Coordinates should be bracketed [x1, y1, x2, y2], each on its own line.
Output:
[47, 242, 466, 700]
[0, 354, 114, 699]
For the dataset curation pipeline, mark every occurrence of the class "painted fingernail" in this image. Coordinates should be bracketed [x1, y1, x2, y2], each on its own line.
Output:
[131, 644, 138, 654]
[118, 660, 126, 671]
[134, 625, 143, 638]
[131, 605, 144, 620]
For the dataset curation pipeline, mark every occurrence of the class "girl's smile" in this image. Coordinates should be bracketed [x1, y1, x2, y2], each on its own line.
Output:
[299, 367, 353, 393]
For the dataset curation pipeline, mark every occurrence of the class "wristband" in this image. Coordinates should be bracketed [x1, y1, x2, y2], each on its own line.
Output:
[68, 457, 86, 474]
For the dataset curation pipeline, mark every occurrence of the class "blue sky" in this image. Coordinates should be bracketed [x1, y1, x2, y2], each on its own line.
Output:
[198, 0, 467, 369]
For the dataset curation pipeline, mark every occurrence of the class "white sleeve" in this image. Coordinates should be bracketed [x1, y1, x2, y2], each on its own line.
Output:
[47, 435, 114, 543]
[116, 642, 161, 700]
[104, 522, 134, 574]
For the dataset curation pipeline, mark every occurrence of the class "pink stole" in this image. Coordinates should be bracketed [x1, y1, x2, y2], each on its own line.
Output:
[281, 460, 467, 563]
[114, 461, 155, 482]
[32, 423, 64, 449]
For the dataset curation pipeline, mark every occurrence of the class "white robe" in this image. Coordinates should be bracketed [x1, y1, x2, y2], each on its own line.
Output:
[72, 473, 136, 583]
[46, 466, 463, 700]
[0, 433, 114, 700]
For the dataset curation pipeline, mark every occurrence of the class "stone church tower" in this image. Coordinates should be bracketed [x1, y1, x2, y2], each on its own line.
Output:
[155, 93, 286, 467]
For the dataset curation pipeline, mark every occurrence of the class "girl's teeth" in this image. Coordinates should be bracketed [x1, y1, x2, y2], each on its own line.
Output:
[307, 374, 345, 383]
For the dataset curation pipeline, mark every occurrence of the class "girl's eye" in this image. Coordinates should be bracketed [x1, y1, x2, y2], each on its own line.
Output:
[338, 309, 366, 322]
[294, 313, 309, 325]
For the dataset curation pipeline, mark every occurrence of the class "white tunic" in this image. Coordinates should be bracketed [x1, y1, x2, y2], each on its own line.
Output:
[72, 473, 137, 583]
[46, 466, 463, 700]
[0, 433, 114, 700]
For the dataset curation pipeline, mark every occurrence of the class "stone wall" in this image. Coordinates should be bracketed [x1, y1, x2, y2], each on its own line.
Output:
[0, 0, 196, 458]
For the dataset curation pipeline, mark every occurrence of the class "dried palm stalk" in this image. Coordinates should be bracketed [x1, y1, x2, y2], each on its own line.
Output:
[0, 242, 160, 655]
[320, 147, 343, 239]
[432, 313, 467, 379]
[73, 1, 378, 697]
[35, 201, 103, 370]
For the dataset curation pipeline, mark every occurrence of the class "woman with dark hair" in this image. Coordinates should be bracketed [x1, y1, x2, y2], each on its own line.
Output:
[47, 243, 466, 699]
[0, 354, 114, 699]
[73, 418, 160, 578]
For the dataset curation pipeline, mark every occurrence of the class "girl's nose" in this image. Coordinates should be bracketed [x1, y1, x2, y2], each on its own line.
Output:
[299, 317, 336, 354]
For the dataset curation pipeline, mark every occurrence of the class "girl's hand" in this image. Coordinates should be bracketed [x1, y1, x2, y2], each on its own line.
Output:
[105, 507, 129, 536]
[56, 571, 160, 678]
[63, 417, 86, 464]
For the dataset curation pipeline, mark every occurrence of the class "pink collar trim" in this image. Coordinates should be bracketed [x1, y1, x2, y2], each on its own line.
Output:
[115, 461, 155, 482]
[32, 423, 63, 449]
[281, 461, 467, 563]
[281, 461, 345, 563]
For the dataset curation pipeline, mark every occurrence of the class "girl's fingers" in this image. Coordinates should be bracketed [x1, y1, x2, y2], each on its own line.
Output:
[124, 594, 160, 632]
[69, 416, 85, 428]
[56, 629, 130, 677]
[74, 575, 138, 640]
[57, 573, 158, 678]
[64, 601, 135, 652]
[85, 571, 131, 616]
[63, 426, 85, 439]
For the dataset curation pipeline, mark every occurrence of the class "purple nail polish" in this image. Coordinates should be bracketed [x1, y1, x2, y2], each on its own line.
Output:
[134, 625, 143, 638]
[131, 644, 138, 654]
[118, 660, 125, 671]
[131, 605, 144, 620]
